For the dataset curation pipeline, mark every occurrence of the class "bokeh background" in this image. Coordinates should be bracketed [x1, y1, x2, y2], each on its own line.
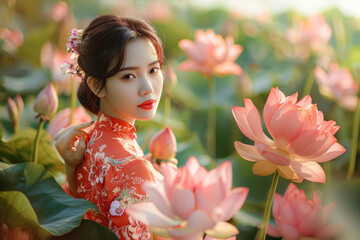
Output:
[1, 0, 360, 239]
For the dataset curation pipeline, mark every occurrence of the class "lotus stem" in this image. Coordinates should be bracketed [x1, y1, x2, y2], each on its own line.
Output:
[347, 98, 360, 180]
[32, 118, 44, 164]
[13, 122, 19, 135]
[258, 171, 280, 240]
[302, 69, 315, 97]
[207, 75, 216, 165]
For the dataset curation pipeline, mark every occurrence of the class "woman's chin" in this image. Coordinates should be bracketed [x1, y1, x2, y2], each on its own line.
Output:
[136, 113, 156, 122]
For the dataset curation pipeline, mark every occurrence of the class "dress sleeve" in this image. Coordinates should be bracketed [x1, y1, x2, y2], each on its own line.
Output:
[105, 159, 157, 240]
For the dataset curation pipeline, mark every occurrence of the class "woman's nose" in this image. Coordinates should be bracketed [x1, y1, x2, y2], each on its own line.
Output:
[139, 76, 154, 96]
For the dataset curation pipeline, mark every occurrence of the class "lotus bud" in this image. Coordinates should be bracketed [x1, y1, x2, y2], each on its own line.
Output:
[33, 83, 58, 120]
[6, 97, 19, 127]
[14, 94, 24, 113]
[164, 65, 177, 94]
[148, 127, 177, 160]
[0, 28, 24, 48]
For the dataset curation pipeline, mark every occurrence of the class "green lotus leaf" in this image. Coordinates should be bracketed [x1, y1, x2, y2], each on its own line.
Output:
[0, 162, 97, 237]
[49, 220, 117, 240]
[0, 128, 65, 176]
[0, 191, 38, 228]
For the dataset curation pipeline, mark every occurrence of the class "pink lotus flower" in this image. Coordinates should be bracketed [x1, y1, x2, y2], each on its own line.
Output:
[47, 106, 93, 139]
[232, 87, 346, 183]
[0, 28, 24, 52]
[179, 29, 243, 77]
[149, 127, 177, 160]
[126, 156, 248, 240]
[314, 63, 359, 111]
[142, 0, 172, 22]
[286, 15, 331, 51]
[267, 183, 343, 240]
[33, 83, 58, 120]
[50, 1, 69, 21]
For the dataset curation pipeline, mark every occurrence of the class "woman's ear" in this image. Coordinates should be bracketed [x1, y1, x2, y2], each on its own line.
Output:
[87, 77, 105, 98]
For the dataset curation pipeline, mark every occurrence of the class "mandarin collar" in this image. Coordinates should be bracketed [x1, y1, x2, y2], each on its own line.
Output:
[96, 112, 137, 139]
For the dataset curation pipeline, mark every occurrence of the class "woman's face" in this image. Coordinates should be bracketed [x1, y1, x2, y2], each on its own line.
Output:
[98, 38, 163, 124]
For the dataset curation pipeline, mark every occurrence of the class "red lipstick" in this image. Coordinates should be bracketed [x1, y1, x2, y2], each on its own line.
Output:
[137, 100, 156, 110]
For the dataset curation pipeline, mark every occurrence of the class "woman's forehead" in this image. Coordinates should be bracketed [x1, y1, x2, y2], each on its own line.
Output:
[122, 38, 158, 67]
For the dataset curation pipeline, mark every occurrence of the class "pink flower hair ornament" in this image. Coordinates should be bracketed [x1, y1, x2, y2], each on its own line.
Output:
[66, 28, 83, 56]
[61, 28, 85, 80]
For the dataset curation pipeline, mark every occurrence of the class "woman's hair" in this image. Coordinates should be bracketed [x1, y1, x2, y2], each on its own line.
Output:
[76, 15, 164, 115]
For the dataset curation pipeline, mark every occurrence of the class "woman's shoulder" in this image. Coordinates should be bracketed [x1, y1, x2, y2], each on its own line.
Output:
[120, 158, 163, 182]
[88, 125, 141, 151]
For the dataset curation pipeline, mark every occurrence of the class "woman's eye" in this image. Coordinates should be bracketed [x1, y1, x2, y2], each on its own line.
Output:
[150, 67, 159, 74]
[122, 74, 135, 80]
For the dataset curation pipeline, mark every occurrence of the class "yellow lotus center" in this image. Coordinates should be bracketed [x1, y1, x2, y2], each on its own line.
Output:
[273, 143, 293, 161]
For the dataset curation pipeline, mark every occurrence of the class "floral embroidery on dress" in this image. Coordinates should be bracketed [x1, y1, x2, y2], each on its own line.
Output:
[128, 216, 151, 240]
[76, 112, 160, 240]
[132, 176, 144, 185]
[109, 200, 125, 216]
[109, 186, 150, 217]
[113, 187, 121, 194]
[115, 186, 150, 207]
[101, 186, 109, 202]
[98, 113, 137, 139]
[88, 146, 111, 186]
[87, 128, 103, 147]
[114, 216, 151, 240]
[77, 172, 83, 181]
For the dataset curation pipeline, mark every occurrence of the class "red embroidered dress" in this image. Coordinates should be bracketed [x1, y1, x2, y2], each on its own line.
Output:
[76, 112, 162, 239]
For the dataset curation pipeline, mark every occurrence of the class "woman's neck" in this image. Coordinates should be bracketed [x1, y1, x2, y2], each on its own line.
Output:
[99, 104, 136, 125]
[99, 110, 136, 125]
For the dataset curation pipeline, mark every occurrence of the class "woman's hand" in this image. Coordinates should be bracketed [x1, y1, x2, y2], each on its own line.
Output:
[54, 121, 94, 196]
[54, 121, 93, 167]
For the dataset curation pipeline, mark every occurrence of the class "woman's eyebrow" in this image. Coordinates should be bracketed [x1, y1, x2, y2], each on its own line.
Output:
[120, 60, 159, 71]
[148, 60, 160, 66]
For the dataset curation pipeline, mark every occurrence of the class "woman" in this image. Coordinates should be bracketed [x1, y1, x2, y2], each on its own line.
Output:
[55, 15, 166, 239]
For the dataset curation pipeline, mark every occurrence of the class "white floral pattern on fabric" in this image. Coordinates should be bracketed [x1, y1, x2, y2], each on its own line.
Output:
[88, 146, 111, 186]
[109, 200, 125, 216]
[128, 216, 151, 240]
